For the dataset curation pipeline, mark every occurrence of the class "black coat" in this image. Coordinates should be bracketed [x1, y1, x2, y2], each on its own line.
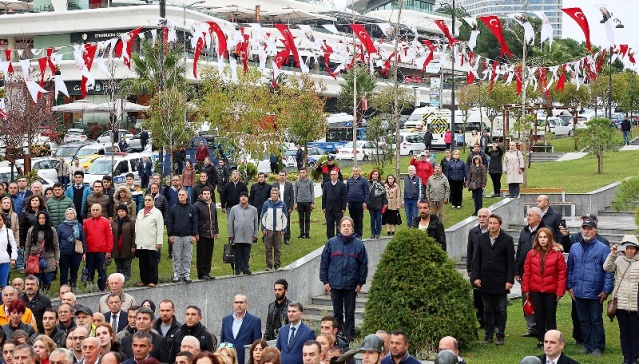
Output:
[536, 354, 580, 364]
[153, 318, 182, 363]
[221, 181, 248, 209]
[466, 225, 486, 274]
[249, 182, 272, 214]
[411, 215, 447, 251]
[191, 181, 215, 204]
[193, 198, 219, 238]
[120, 331, 170, 363]
[322, 181, 347, 212]
[487, 146, 504, 174]
[542, 206, 563, 244]
[471, 229, 515, 294]
[515, 221, 545, 277]
[20, 292, 51, 334]
[272, 181, 294, 211]
[172, 323, 217, 357]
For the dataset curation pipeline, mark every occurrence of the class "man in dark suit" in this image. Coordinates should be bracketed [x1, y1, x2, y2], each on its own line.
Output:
[466, 208, 490, 327]
[471, 213, 515, 346]
[276, 302, 316, 364]
[321, 170, 346, 239]
[537, 195, 562, 244]
[273, 171, 294, 245]
[103, 294, 128, 334]
[122, 331, 155, 364]
[536, 330, 581, 364]
[119, 308, 169, 363]
[138, 156, 153, 189]
[220, 295, 262, 364]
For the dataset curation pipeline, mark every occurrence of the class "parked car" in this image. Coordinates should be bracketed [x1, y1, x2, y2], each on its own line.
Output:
[282, 147, 330, 167]
[127, 132, 152, 152]
[334, 141, 380, 161]
[54, 142, 90, 160]
[84, 154, 143, 186]
[546, 117, 573, 136]
[63, 128, 88, 143]
[13, 158, 59, 182]
[78, 155, 103, 170]
[96, 130, 134, 144]
[0, 167, 54, 188]
[75, 143, 121, 158]
[392, 133, 427, 156]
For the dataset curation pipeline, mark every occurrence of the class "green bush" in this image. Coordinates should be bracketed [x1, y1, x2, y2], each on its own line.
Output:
[238, 162, 257, 182]
[362, 229, 478, 358]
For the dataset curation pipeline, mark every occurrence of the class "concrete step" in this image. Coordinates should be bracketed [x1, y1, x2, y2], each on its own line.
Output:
[304, 304, 366, 321]
[311, 295, 368, 309]
[303, 314, 364, 328]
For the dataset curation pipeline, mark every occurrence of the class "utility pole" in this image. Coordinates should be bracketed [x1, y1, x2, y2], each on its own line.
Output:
[449, 0, 456, 152]
[392, 0, 404, 177]
[520, 0, 529, 186]
[351, 6, 357, 163]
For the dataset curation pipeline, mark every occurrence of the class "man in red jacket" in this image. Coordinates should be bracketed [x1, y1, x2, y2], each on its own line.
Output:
[83, 203, 114, 292]
[409, 152, 433, 199]
[195, 140, 209, 169]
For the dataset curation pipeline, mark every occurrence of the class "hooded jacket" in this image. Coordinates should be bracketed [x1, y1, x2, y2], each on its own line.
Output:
[111, 215, 136, 260]
[113, 187, 137, 218]
[603, 251, 639, 311]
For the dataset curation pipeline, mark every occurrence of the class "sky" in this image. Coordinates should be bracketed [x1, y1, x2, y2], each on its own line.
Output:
[562, 0, 639, 70]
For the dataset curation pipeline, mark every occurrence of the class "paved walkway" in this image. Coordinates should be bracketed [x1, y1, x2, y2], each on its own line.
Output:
[555, 152, 588, 161]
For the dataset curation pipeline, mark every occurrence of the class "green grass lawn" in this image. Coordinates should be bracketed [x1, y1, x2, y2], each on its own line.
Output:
[459, 297, 622, 364]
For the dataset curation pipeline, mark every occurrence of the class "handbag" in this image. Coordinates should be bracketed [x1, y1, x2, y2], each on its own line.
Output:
[26, 241, 45, 274]
[607, 263, 632, 322]
[523, 298, 535, 316]
[223, 243, 236, 264]
[468, 181, 477, 190]
[67, 224, 84, 254]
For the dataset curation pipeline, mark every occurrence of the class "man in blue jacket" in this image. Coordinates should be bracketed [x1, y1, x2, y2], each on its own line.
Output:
[168, 189, 198, 283]
[345, 166, 369, 239]
[319, 217, 368, 341]
[567, 218, 614, 357]
[65, 171, 92, 223]
[220, 294, 262, 364]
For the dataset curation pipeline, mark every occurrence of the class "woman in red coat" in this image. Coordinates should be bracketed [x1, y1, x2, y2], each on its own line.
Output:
[521, 227, 567, 349]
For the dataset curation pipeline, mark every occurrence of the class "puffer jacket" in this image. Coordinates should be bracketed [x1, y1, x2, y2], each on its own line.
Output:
[46, 196, 74, 227]
[57, 221, 86, 255]
[85, 192, 111, 218]
[83, 216, 113, 253]
[603, 252, 639, 311]
[384, 183, 401, 210]
[25, 227, 60, 273]
[447, 159, 467, 182]
[260, 198, 287, 232]
[367, 180, 387, 211]
[319, 233, 368, 290]
[521, 245, 567, 297]
[113, 187, 137, 218]
[111, 216, 136, 260]
[567, 238, 614, 299]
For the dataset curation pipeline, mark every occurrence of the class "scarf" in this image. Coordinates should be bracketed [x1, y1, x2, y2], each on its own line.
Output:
[63, 219, 80, 239]
[116, 215, 128, 236]
[143, 207, 153, 216]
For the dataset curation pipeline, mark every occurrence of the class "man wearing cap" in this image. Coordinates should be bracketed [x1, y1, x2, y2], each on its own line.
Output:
[559, 213, 609, 345]
[75, 306, 96, 337]
[409, 153, 433, 199]
[567, 217, 614, 356]
[228, 191, 258, 275]
[604, 235, 639, 364]
[316, 156, 343, 184]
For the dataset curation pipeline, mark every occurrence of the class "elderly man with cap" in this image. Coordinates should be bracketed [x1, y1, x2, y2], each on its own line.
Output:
[336, 334, 385, 364]
[75, 306, 96, 337]
[559, 213, 609, 346]
[409, 152, 433, 199]
[604, 235, 639, 364]
[567, 217, 613, 356]
[316, 156, 343, 184]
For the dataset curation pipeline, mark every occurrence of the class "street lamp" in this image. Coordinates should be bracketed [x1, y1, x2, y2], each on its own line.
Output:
[608, 22, 624, 119]
[436, 2, 469, 151]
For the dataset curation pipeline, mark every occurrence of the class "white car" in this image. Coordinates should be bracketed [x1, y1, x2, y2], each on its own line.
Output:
[96, 130, 134, 144]
[63, 129, 88, 143]
[546, 117, 573, 136]
[0, 166, 54, 188]
[393, 133, 426, 156]
[283, 147, 330, 167]
[13, 158, 59, 182]
[334, 141, 380, 161]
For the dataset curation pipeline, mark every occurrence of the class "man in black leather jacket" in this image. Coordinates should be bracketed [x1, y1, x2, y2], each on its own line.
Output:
[263, 279, 292, 341]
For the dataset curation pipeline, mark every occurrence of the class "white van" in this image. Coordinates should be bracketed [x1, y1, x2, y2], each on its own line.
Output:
[404, 107, 440, 130]
[83, 154, 144, 187]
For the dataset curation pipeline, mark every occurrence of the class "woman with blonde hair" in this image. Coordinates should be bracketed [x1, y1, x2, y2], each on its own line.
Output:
[216, 343, 238, 364]
[316, 333, 335, 364]
[33, 335, 56, 364]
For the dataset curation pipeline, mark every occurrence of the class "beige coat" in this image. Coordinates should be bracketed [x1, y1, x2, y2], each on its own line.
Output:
[604, 252, 639, 311]
[384, 183, 401, 210]
[503, 150, 525, 184]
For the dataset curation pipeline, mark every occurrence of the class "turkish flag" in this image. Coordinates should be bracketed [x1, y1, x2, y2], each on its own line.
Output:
[434, 20, 458, 46]
[4, 49, 13, 73]
[81, 43, 98, 99]
[479, 16, 512, 59]
[274, 24, 301, 68]
[349, 24, 377, 55]
[114, 27, 143, 69]
[515, 66, 523, 95]
[421, 40, 436, 71]
[556, 64, 566, 92]
[207, 21, 228, 58]
[562, 8, 591, 52]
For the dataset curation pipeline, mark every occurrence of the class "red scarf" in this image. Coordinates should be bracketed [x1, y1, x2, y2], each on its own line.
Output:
[143, 207, 153, 216]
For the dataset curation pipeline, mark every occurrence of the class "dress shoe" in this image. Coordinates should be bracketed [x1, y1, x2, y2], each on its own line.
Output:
[522, 332, 537, 337]
[243, 270, 252, 275]
[495, 338, 505, 346]
[137, 282, 147, 287]
[590, 349, 602, 356]
[202, 274, 213, 280]
[296, 235, 304, 239]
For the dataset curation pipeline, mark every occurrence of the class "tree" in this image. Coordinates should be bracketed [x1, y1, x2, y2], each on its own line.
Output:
[362, 229, 477, 356]
[121, 39, 191, 177]
[278, 74, 327, 162]
[335, 64, 377, 123]
[620, 71, 639, 116]
[577, 118, 615, 174]
[551, 83, 591, 151]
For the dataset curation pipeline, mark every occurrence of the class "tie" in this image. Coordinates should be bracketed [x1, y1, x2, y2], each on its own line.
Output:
[111, 314, 118, 331]
[288, 327, 296, 348]
[546, 361, 555, 364]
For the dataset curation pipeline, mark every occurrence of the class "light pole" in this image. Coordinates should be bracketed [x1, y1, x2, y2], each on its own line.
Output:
[608, 22, 624, 119]
[436, 2, 469, 151]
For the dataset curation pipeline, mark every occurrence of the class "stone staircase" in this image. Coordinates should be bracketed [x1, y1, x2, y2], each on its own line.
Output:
[303, 290, 368, 330]
[529, 152, 565, 163]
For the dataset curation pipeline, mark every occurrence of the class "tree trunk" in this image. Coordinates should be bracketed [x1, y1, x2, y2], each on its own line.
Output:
[597, 150, 603, 174]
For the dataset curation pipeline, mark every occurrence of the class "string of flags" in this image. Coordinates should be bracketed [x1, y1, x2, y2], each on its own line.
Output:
[0, 5, 635, 113]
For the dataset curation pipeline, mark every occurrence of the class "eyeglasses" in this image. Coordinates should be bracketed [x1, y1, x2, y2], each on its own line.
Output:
[219, 343, 235, 348]
[71, 336, 87, 341]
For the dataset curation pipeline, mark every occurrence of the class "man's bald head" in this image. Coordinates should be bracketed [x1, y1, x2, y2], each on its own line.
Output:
[2, 286, 16, 304]
[438, 336, 459, 356]
[62, 292, 77, 306]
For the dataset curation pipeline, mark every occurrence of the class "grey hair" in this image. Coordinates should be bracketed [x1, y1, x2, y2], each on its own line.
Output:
[50, 349, 74, 364]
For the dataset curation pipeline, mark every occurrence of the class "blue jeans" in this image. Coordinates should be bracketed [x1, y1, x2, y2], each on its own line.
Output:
[404, 199, 418, 227]
[16, 247, 24, 270]
[0, 263, 9, 288]
[39, 272, 53, 286]
[369, 210, 382, 237]
[85, 252, 107, 291]
[59, 253, 82, 286]
[472, 189, 483, 216]
[331, 288, 356, 340]
[508, 183, 521, 197]
[623, 130, 630, 145]
[574, 297, 606, 352]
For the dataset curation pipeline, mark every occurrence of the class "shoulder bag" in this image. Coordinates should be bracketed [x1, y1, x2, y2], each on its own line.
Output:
[607, 262, 632, 322]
